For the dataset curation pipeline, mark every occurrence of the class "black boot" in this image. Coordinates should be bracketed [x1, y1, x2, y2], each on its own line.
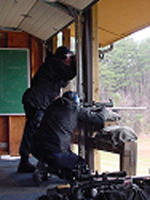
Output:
[32, 160, 48, 186]
[17, 158, 35, 173]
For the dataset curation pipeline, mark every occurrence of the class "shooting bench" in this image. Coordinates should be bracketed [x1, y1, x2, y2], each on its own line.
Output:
[72, 120, 137, 176]
[86, 136, 137, 176]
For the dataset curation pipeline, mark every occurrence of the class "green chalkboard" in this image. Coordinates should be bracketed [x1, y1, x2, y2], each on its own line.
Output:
[0, 48, 30, 115]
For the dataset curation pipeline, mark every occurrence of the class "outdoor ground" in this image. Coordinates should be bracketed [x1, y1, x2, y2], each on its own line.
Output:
[99, 134, 150, 175]
[137, 134, 150, 175]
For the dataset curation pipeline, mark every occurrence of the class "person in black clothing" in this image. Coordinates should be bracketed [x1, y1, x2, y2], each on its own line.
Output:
[31, 91, 109, 184]
[18, 47, 76, 173]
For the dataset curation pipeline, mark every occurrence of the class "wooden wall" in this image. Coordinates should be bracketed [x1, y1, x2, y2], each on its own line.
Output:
[0, 31, 43, 156]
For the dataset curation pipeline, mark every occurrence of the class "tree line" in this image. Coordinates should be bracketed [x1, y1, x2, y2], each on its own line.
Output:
[99, 37, 150, 134]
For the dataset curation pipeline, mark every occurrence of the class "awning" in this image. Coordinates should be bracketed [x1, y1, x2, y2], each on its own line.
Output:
[98, 0, 150, 47]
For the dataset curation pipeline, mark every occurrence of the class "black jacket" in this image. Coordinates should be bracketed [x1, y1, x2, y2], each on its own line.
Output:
[22, 54, 76, 110]
[31, 97, 109, 154]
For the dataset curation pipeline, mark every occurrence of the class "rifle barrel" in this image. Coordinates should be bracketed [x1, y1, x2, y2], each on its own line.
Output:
[112, 107, 147, 111]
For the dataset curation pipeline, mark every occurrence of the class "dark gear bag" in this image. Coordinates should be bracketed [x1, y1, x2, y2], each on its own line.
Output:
[94, 184, 148, 200]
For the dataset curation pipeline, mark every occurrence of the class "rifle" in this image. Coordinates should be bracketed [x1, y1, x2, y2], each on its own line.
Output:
[132, 175, 150, 186]
[111, 106, 147, 112]
[83, 99, 114, 112]
[44, 168, 127, 200]
[83, 100, 147, 113]
[37, 166, 150, 200]
[43, 167, 150, 200]
[92, 99, 114, 108]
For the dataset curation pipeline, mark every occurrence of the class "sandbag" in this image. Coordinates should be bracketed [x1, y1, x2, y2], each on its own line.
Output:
[96, 125, 138, 147]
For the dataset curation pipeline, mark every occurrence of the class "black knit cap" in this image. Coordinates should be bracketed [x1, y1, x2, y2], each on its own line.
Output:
[55, 46, 73, 60]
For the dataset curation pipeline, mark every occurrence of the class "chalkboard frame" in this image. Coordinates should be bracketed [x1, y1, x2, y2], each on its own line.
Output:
[0, 48, 30, 115]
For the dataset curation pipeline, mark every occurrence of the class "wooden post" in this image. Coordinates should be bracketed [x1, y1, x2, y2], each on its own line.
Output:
[92, 3, 99, 102]
[30, 36, 43, 78]
[62, 28, 70, 48]
[62, 27, 77, 152]
[62, 28, 72, 93]
[120, 142, 137, 175]
[91, 3, 101, 172]
[52, 35, 57, 54]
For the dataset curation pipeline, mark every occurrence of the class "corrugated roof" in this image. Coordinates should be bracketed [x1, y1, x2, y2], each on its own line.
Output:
[1, 0, 150, 45]
[0, 0, 97, 41]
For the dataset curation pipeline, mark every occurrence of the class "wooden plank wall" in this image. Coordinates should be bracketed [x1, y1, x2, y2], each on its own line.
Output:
[0, 31, 43, 156]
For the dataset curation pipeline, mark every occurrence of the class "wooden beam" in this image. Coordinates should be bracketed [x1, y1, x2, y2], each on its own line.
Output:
[62, 28, 70, 48]
[62, 28, 72, 93]
[52, 35, 57, 54]
[92, 4, 99, 102]
[120, 142, 137, 175]
[30, 36, 43, 78]
[91, 3, 101, 171]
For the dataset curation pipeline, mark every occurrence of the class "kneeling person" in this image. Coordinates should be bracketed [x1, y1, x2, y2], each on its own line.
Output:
[31, 91, 109, 184]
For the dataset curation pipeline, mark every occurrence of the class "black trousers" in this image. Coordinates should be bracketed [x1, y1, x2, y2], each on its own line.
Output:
[31, 146, 86, 179]
[19, 103, 45, 161]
